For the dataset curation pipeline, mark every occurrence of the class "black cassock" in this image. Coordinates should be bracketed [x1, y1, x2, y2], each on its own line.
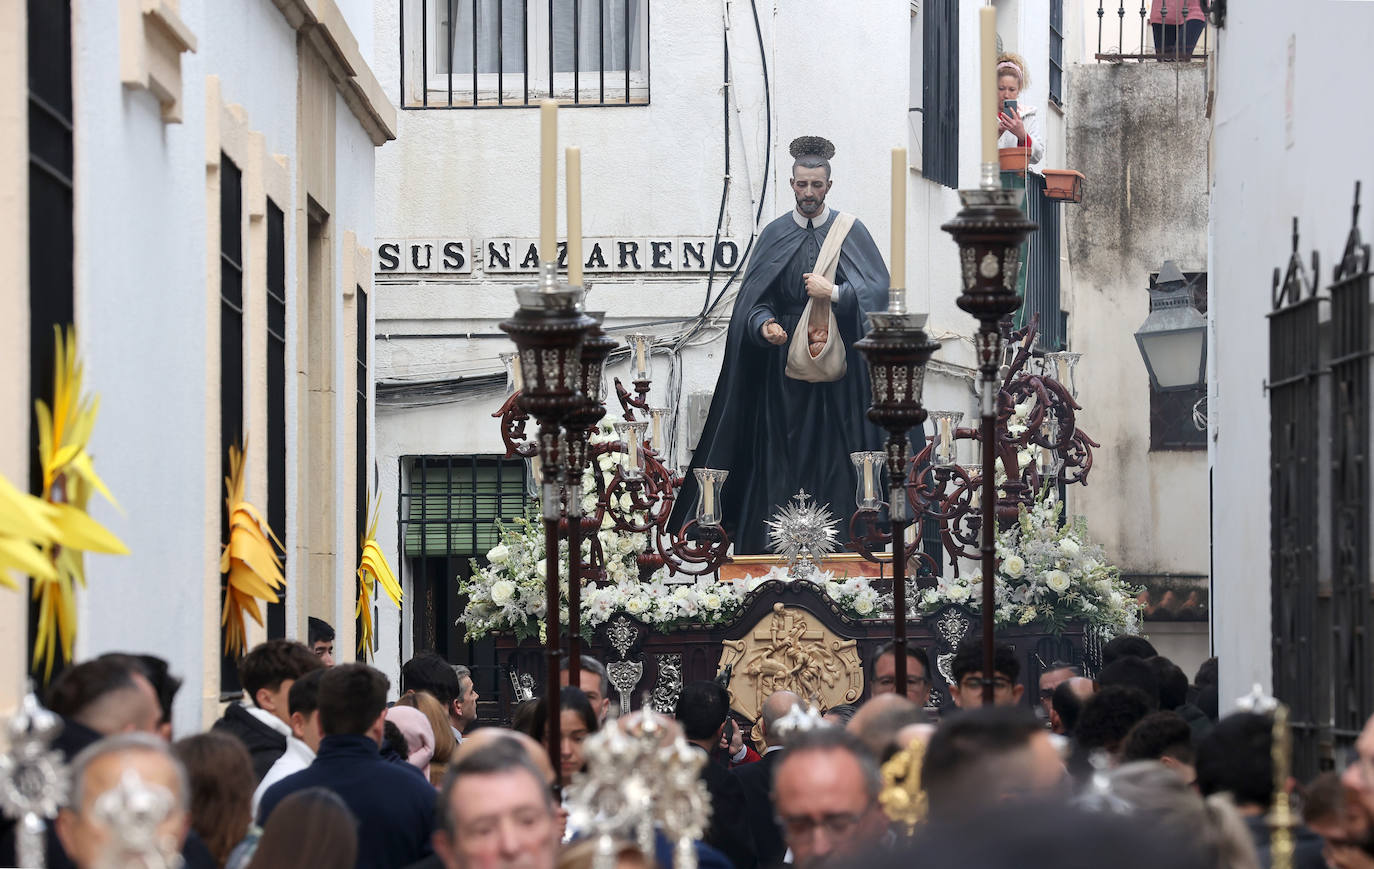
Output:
[672, 207, 923, 554]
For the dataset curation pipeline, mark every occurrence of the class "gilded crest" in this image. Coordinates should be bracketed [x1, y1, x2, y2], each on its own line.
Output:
[718, 604, 862, 735]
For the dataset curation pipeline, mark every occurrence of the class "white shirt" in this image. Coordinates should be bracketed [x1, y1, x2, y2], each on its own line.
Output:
[252, 735, 315, 816]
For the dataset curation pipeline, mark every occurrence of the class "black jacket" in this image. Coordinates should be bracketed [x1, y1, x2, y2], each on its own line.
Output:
[259, 734, 437, 869]
[1245, 814, 1326, 869]
[212, 701, 287, 783]
[731, 749, 786, 867]
[693, 745, 757, 869]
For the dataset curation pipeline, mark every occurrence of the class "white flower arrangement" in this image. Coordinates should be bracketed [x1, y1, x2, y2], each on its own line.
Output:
[458, 423, 899, 640]
[915, 488, 1142, 637]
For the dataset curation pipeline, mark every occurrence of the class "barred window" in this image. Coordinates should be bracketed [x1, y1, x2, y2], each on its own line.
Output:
[402, 0, 650, 108]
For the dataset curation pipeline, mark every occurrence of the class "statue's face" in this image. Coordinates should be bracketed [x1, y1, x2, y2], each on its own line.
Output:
[790, 165, 832, 218]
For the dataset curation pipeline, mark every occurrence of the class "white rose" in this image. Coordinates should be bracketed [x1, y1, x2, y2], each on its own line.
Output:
[947, 584, 970, 603]
[487, 544, 511, 564]
[703, 593, 722, 611]
[1002, 555, 1026, 577]
[1059, 538, 1081, 556]
[853, 596, 874, 616]
[1045, 570, 1071, 593]
[625, 597, 646, 614]
[490, 580, 516, 606]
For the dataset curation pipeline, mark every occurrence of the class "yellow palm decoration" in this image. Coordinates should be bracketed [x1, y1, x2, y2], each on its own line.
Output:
[220, 440, 285, 656]
[0, 473, 59, 589]
[356, 494, 401, 658]
[32, 326, 130, 677]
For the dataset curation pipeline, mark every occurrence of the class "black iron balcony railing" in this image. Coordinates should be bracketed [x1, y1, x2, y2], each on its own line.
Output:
[400, 0, 650, 109]
[1096, 0, 1212, 63]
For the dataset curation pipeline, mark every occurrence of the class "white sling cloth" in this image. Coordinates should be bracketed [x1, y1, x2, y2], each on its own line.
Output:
[785, 212, 856, 383]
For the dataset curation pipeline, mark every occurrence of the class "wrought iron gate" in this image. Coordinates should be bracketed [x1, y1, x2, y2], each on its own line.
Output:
[1269, 186, 1374, 776]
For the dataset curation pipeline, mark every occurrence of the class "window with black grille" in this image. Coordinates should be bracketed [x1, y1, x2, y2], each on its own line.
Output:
[1049, 0, 1064, 107]
[220, 154, 245, 695]
[402, 0, 649, 108]
[1149, 271, 1207, 451]
[266, 200, 287, 640]
[920, 0, 959, 188]
[27, 0, 74, 678]
[401, 456, 528, 702]
[355, 288, 371, 661]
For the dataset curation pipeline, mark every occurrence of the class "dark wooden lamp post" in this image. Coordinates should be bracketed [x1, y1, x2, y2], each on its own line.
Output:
[499, 262, 596, 785]
[942, 188, 1037, 705]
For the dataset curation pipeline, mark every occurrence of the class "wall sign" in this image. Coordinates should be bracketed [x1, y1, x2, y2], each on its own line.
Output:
[376, 237, 744, 276]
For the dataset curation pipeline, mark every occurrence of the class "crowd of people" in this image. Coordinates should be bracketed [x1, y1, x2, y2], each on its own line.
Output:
[7, 625, 1374, 869]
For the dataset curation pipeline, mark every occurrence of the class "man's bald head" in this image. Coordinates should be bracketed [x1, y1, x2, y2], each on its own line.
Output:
[453, 727, 555, 784]
[761, 692, 802, 747]
[57, 734, 190, 869]
[849, 694, 927, 760]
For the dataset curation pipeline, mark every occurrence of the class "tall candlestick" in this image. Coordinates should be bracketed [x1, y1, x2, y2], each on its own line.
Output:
[540, 100, 558, 263]
[980, 6, 999, 171]
[566, 146, 582, 285]
[890, 148, 906, 292]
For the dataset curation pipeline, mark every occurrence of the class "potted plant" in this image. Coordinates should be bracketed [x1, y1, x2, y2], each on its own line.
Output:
[998, 146, 1032, 172]
[1043, 169, 1085, 203]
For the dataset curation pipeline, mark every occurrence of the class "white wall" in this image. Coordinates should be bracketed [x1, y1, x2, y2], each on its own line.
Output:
[68, 0, 385, 733]
[73, 0, 216, 740]
[1209, 0, 1374, 705]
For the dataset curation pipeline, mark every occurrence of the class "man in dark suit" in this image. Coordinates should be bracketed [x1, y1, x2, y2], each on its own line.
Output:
[676, 681, 758, 869]
[259, 663, 437, 869]
[731, 690, 801, 867]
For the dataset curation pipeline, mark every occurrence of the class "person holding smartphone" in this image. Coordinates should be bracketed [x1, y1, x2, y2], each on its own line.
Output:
[996, 52, 1045, 170]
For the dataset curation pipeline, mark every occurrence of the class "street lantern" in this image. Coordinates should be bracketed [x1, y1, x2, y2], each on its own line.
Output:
[1134, 260, 1207, 391]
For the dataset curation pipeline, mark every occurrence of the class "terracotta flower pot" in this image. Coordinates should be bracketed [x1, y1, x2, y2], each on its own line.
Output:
[998, 146, 1031, 172]
[1043, 169, 1085, 203]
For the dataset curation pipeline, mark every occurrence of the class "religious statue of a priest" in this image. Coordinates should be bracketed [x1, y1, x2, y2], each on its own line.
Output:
[673, 136, 912, 554]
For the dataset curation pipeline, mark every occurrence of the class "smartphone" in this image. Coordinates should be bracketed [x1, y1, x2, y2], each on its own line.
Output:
[1002, 99, 1019, 117]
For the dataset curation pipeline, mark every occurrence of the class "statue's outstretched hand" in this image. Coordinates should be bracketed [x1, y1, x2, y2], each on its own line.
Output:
[762, 321, 788, 345]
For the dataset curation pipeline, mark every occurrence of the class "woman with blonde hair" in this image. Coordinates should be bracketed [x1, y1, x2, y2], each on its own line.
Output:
[995, 52, 1045, 170]
[395, 689, 456, 786]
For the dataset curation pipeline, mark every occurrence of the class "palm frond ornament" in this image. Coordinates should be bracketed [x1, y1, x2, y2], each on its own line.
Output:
[31, 326, 129, 677]
[356, 494, 401, 658]
[220, 440, 285, 656]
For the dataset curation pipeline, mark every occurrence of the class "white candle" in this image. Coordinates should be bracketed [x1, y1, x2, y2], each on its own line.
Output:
[940, 416, 952, 449]
[980, 6, 999, 168]
[540, 100, 557, 263]
[634, 339, 648, 379]
[566, 146, 582, 285]
[890, 148, 906, 290]
[510, 355, 524, 394]
[651, 412, 663, 453]
[863, 461, 875, 502]
[703, 480, 715, 518]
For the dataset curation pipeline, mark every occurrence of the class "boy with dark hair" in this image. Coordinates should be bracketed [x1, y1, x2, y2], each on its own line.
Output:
[1121, 710, 1196, 784]
[306, 617, 335, 666]
[1100, 635, 1158, 667]
[252, 668, 326, 813]
[948, 638, 1023, 708]
[259, 663, 438, 869]
[211, 639, 323, 782]
[1096, 656, 1161, 711]
[1074, 685, 1153, 759]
